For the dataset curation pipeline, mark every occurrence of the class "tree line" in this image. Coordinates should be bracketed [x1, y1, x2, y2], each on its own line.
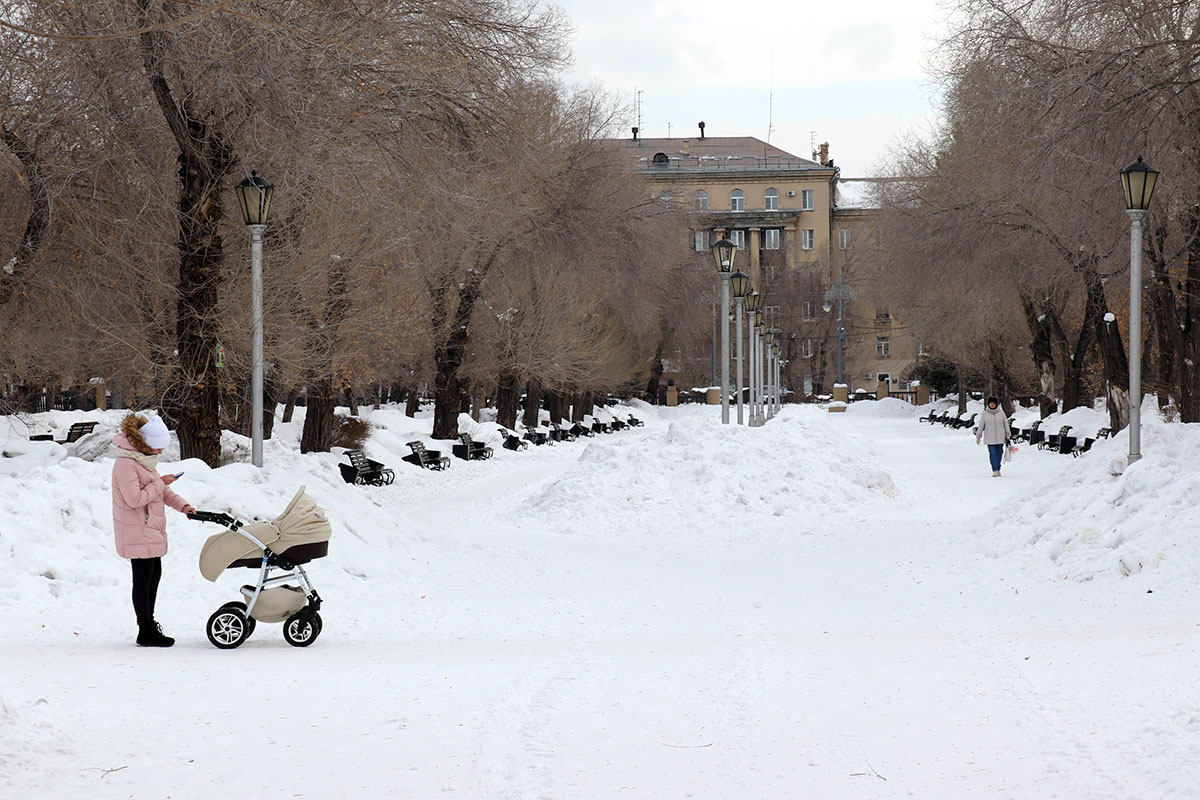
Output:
[873, 0, 1200, 429]
[0, 0, 690, 464]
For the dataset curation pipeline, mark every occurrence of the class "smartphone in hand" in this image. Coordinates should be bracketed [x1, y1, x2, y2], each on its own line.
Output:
[171, 472, 184, 480]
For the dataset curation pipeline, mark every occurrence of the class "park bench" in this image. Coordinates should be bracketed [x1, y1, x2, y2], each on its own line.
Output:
[569, 421, 594, 438]
[951, 413, 977, 430]
[1026, 421, 1045, 446]
[402, 440, 450, 470]
[452, 433, 493, 461]
[918, 409, 941, 424]
[549, 422, 576, 442]
[626, 415, 644, 428]
[1095, 427, 1113, 439]
[611, 417, 627, 431]
[1071, 437, 1095, 457]
[339, 449, 395, 485]
[497, 427, 528, 451]
[1040, 425, 1072, 451]
[523, 425, 550, 446]
[29, 420, 99, 444]
[592, 419, 612, 434]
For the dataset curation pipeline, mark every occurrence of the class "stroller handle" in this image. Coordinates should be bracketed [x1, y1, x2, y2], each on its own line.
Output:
[187, 510, 239, 528]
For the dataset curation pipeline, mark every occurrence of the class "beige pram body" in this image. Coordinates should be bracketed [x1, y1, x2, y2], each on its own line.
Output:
[190, 487, 331, 648]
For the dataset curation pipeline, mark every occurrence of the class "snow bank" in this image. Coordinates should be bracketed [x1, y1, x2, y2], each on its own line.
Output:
[525, 406, 898, 538]
[964, 410, 1200, 583]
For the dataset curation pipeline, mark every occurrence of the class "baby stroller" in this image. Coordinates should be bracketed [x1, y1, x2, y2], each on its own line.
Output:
[189, 486, 331, 649]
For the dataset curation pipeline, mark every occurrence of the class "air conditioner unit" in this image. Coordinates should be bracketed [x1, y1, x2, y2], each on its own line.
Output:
[786, 190, 796, 197]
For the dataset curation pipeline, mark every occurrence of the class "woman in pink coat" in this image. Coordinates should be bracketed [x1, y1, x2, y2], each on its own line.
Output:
[112, 414, 194, 647]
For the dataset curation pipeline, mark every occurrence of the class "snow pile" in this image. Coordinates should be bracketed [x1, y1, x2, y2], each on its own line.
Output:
[525, 406, 898, 538]
[844, 397, 922, 418]
[971, 410, 1200, 583]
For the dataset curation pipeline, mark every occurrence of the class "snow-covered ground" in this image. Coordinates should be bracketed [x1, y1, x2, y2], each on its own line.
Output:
[3, 398, 1200, 798]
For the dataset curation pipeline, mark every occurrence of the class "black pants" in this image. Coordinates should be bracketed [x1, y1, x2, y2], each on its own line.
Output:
[130, 557, 162, 627]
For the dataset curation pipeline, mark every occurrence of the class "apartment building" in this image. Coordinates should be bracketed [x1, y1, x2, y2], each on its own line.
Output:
[613, 126, 916, 395]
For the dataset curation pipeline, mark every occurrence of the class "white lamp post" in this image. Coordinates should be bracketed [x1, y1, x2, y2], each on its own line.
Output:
[744, 291, 761, 425]
[731, 272, 750, 425]
[1120, 156, 1158, 465]
[234, 170, 274, 468]
[711, 237, 736, 424]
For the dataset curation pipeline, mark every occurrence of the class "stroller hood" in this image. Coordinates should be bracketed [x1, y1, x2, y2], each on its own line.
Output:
[199, 487, 332, 582]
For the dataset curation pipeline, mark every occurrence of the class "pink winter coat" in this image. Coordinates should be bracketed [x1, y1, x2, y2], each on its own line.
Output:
[111, 433, 190, 559]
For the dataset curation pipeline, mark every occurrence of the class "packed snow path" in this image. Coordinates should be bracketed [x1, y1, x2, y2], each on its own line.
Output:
[4, 403, 1199, 798]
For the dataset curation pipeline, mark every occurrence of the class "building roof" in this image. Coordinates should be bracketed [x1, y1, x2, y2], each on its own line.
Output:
[606, 136, 830, 174]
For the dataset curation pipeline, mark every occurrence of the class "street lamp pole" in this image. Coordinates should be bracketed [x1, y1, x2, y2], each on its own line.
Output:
[731, 272, 750, 426]
[234, 171, 274, 468]
[1120, 157, 1159, 466]
[711, 238, 737, 424]
[824, 280, 856, 387]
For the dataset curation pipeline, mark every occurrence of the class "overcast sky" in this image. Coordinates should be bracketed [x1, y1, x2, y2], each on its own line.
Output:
[553, 0, 951, 184]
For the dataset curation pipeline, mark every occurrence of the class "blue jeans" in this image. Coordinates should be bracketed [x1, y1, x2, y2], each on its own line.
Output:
[988, 444, 1004, 472]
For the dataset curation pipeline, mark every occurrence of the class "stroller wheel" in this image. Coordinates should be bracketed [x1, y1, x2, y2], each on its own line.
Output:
[218, 601, 256, 638]
[206, 606, 251, 649]
[283, 611, 322, 647]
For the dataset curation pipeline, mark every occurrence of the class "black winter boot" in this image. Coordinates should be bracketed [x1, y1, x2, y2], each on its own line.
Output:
[137, 622, 175, 647]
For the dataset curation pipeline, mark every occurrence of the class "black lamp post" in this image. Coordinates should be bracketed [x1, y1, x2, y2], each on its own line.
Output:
[234, 171, 274, 467]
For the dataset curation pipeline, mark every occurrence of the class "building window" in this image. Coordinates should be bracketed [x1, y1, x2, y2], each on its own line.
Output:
[765, 304, 779, 324]
[801, 229, 814, 249]
[801, 338, 814, 358]
[730, 189, 744, 211]
[694, 230, 709, 251]
[877, 372, 891, 384]
[801, 189, 814, 210]
[763, 229, 780, 249]
[875, 307, 891, 320]
[729, 229, 746, 249]
[761, 263, 777, 282]
[694, 190, 708, 211]
[918, 342, 930, 357]
[877, 336, 890, 357]
[764, 188, 778, 210]
[839, 229, 850, 249]
[802, 301, 815, 321]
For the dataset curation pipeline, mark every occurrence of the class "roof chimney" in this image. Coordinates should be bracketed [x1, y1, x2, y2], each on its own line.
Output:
[818, 142, 830, 166]
[698, 121, 706, 139]
[632, 126, 639, 142]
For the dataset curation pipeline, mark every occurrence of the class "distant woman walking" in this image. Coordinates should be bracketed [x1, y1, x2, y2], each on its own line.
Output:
[975, 396, 1012, 477]
[111, 414, 194, 647]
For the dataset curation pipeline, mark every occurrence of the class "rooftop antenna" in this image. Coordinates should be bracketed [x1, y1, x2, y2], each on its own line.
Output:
[635, 87, 643, 137]
[767, 49, 776, 145]
[811, 131, 818, 161]
[667, 121, 672, 138]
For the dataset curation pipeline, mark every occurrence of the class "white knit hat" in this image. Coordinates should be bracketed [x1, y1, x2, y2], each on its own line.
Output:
[140, 415, 170, 449]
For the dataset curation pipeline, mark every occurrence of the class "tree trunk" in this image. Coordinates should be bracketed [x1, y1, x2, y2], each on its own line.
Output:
[262, 375, 280, 440]
[0, 126, 50, 307]
[138, 7, 234, 467]
[522, 380, 542, 429]
[571, 392, 585, 423]
[282, 386, 299, 423]
[1020, 294, 1058, 419]
[1083, 266, 1130, 431]
[644, 338, 665, 404]
[344, 384, 359, 416]
[405, 388, 420, 417]
[300, 378, 336, 453]
[495, 372, 519, 429]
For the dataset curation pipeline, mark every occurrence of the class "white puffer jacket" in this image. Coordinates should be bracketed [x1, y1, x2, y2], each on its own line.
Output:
[975, 407, 1011, 445]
